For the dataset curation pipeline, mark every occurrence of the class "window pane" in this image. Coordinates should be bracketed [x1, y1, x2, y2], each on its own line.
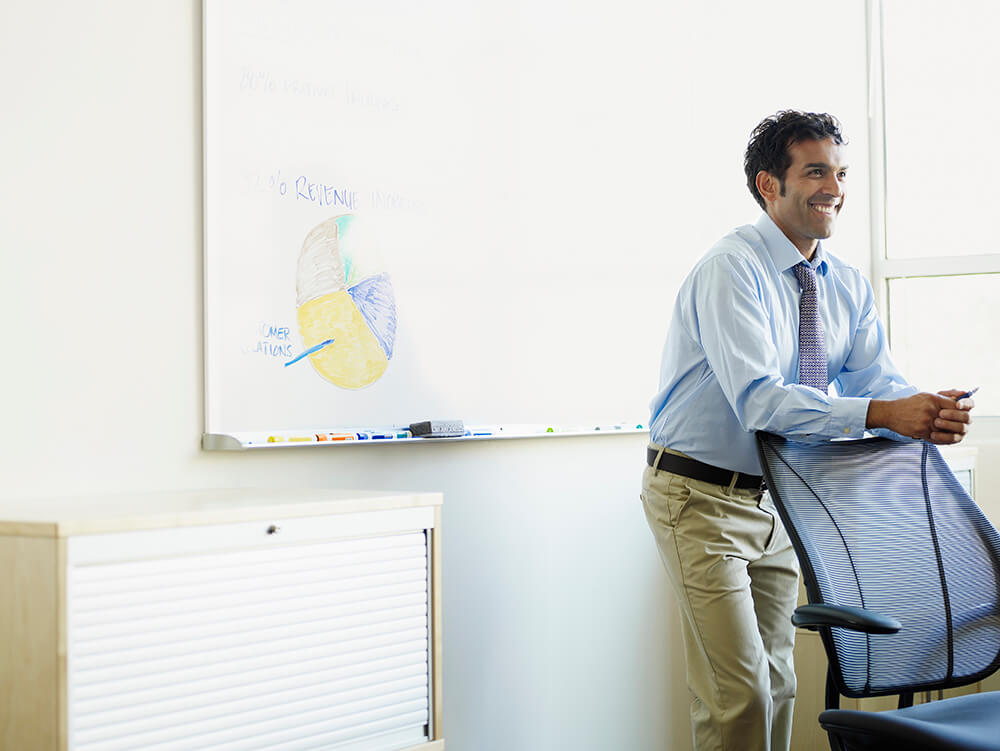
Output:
[887, 274, 1000, 416]
[882, 0, 1000, 259]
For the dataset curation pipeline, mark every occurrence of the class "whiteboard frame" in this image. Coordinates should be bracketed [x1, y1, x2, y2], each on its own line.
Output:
[202, 425, 647, 451]
[203, 0, 224, 438]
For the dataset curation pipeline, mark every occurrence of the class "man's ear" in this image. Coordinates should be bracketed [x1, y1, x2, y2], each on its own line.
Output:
[755, 170, 778, 205]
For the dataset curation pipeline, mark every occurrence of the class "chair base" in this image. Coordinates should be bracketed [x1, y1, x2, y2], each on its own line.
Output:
[820, 691, 1000, 751]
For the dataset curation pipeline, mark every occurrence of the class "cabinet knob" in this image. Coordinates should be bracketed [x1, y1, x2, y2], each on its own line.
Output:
[266, 524, 280, 535]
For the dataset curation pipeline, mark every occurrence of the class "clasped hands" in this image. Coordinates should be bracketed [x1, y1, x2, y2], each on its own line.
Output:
[867, 389, 975, 445]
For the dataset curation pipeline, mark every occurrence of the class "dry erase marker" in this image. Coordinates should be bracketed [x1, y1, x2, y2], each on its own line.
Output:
[284, 338, 335, 367]
[957, 387, 979, 400]
[373, 429, 409, 439]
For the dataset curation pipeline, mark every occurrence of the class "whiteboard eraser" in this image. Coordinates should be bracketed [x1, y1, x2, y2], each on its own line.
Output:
[409, 420, 465, 438]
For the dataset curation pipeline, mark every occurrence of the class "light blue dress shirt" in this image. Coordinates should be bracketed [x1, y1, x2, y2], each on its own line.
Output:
[648, 212, 915, 475]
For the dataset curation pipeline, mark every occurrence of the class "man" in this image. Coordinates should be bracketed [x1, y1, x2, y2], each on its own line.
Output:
[640, 110, 974, 751]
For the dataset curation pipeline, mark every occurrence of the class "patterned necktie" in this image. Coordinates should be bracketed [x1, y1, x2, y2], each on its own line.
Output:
[793, 262, 828, 393]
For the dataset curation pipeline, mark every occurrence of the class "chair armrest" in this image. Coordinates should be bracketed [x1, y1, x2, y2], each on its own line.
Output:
[792, 604, 901, 634]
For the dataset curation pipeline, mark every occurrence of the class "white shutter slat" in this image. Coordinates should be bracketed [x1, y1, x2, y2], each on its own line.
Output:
[142, 709, 431, 751]
[73, 579, 427, 632]
[72, 568, 428, 626]
[72, 534, 424, 585]
[73, 638, 429, 703]
[71, 539, 428, 595]
[71, 553, 428, 612]
[72, 615, 428, 673]
[75, 662, 429, 729]
[73, 631, 429, 691]
[75, 685, 429, 747]
[73, 600, 428, 659]
[274, 726, 428, 751]
[78, 703, 430, 751]
[68, 527, 432, 751]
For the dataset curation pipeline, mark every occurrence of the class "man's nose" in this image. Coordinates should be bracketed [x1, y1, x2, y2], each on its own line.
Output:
[824, 173, 845, 198]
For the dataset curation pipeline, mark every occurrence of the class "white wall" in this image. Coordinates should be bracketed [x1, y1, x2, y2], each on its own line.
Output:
[7, 2, 975, 750]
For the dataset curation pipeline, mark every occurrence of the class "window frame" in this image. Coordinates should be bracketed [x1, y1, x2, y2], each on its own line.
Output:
[867, 0, 1000, 422]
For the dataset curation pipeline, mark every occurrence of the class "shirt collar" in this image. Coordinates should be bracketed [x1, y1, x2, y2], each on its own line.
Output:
[754, 212, 829, 275]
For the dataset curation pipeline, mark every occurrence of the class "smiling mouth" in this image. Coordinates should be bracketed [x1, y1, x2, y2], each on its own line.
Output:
[810, 203, 839, 216]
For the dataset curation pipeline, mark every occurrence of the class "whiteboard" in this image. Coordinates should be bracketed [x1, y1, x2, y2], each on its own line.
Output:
[202, 0, 697, 446]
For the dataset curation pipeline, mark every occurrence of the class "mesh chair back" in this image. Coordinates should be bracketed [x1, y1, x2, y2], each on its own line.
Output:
[757, 434, 1000, 698]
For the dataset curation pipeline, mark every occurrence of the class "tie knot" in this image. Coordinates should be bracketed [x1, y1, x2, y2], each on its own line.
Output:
[794, 262, 817, 292]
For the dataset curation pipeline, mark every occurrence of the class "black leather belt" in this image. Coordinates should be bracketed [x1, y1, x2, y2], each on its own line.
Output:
[646, 447, 763, 490]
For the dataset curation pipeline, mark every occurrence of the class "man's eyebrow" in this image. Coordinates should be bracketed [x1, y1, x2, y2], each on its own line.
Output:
[803, 162, 849, 170]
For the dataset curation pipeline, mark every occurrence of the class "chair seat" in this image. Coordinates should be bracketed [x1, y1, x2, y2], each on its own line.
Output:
[820, 691, 1000, 751]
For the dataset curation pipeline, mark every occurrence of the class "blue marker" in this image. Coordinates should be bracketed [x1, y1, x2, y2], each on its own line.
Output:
[957, 387, 979, 400]
[284, 339, 335, 367]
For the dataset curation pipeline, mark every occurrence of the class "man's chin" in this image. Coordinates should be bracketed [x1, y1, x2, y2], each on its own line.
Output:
[813, 220, 837, 239]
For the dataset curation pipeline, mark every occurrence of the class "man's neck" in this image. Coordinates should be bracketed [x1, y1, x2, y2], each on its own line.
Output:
[766, 212, 818, 261]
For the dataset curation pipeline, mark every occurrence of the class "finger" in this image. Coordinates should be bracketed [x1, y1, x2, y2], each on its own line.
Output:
[930, 431, 965, 445]
[931, 394, 960, 409]
[934, 418, 968, 434]
[956, 397, 976, 410]
[938, 409, 972, 424]
[938, 389, 965, 398]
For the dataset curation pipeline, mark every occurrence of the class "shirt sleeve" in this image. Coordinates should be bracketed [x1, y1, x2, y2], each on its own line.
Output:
[833, 274, 916, 400]
[832, 274, 917, 441]
[686, 253, 871, 442]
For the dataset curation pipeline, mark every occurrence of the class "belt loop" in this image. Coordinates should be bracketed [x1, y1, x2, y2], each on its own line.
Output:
[652, 445, 666, 477]
[726, 472, 739, 494]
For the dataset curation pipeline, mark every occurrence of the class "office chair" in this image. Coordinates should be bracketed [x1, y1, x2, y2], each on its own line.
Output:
[756, 432, 1000, 751]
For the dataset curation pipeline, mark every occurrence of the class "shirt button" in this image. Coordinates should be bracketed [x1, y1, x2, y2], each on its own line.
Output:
[843, 427, 851, 434]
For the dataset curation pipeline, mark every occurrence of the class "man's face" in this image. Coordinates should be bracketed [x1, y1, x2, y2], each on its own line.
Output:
[763, 137, 847, 257]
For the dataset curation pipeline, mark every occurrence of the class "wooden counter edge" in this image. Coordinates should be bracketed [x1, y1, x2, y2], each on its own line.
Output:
[0, 490, 443, 538]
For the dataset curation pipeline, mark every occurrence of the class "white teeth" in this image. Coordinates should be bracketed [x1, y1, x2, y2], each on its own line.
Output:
[812, 204, 835, 214]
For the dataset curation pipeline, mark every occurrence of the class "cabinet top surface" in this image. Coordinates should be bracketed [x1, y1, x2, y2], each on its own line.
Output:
[0, 488, 442, 537]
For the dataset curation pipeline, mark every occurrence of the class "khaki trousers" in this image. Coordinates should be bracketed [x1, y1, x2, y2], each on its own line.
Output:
[640, 444, 799, 751]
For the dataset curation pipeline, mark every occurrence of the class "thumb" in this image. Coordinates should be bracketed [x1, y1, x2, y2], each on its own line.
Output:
[937, 389, 966, 398]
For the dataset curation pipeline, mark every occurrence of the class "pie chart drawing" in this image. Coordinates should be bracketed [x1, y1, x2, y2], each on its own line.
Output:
[295, 214, 397, 389]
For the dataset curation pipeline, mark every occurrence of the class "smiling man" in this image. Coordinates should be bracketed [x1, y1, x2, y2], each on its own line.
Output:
[640, 111, 974, 751]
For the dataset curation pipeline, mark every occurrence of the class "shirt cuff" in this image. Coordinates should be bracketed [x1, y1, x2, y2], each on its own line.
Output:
[827, 397, 871, 438]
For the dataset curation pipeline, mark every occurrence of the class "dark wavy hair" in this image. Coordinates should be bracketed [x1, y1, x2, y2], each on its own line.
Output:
[744, 111, 846, 210]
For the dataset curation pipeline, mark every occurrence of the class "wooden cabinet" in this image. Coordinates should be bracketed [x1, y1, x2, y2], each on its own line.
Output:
[0, 489, 443, 751]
